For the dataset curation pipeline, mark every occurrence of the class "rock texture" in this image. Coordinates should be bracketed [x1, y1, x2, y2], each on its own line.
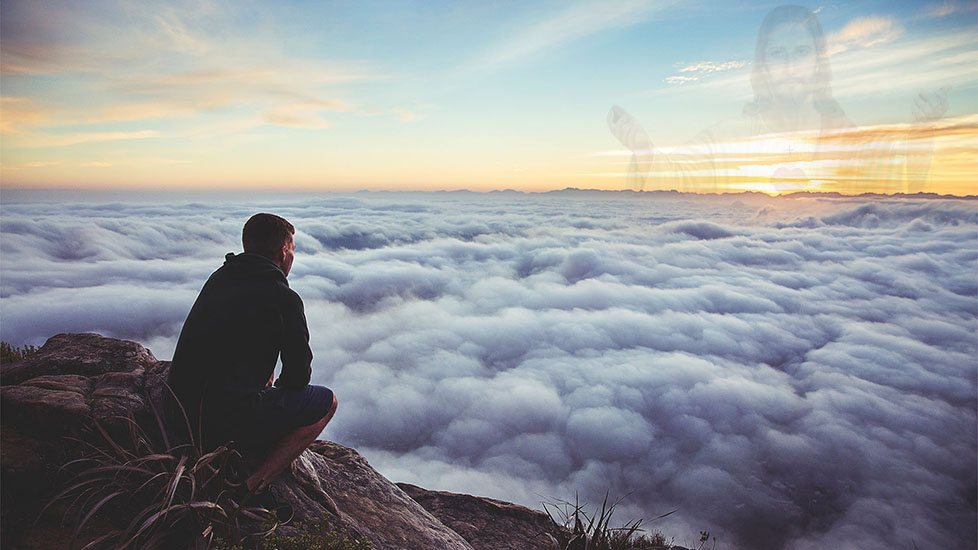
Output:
[398, 483, 561, 550]
[1, 333, 566, 550]
[275, 441, 474, 549]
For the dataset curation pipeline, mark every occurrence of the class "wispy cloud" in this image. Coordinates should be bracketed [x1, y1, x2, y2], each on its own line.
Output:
[152, 11, 212, 56]
[665, 59, 749, 86]
[14, 130, 160, 148]
[677, 60, 748, 74]
[263, 104, 331, 129]
[363, 105, 431, 123]
[644, 23, 974, 106]
[827, 15, 904, 56]
[466, 0, 676, 75]
[918, 0, 978, 19]
[828, 29, 976, 98]
[0, 97, 57, 133]
[0, 1, 373, 141]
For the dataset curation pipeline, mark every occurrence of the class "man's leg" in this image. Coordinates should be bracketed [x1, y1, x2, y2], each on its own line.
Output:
[246, 392, 338, 492]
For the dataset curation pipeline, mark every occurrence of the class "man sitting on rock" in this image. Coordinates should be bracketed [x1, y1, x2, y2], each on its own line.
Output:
[166, 213, 337, 497]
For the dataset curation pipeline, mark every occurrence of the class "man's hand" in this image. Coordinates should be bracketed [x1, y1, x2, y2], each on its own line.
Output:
[267, 372, 275, 387]
[913, 86, 949, 123]
[607, 104, 654, 154]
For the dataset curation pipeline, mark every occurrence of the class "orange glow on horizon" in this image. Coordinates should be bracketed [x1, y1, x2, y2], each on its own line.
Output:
[592, 114, 978, 197]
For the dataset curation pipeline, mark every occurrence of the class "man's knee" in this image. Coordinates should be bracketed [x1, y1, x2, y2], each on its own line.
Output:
[319, 393, 338, 427]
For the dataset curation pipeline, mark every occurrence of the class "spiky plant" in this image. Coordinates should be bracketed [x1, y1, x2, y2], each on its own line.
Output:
[695, 531, 716, 550]
[543, 492, 676, 550]
[40, 387, 279, 549]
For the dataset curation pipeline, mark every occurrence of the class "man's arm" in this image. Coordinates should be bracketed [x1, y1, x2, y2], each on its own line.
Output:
[276, 288, 313, 390]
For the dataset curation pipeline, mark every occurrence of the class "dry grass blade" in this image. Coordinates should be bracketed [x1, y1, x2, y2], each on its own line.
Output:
[78, 464, 155, 478]
[79, 531, 118, 550]
[64, 436, 117, 464]
[58, 456, 99, 473]
[650, 509, 677, 521]
[192, 445, 233, 474]
[130, 453, 177, 466]
[126, 502, 192, 547]
[71, 491, 125, 545]
[121, 501, 166, 545]
[92, 421, 131, 460]
[133, 470, 174, 499]
[161, 381, 198, 450]
[147, 396, 172, 451]
[36, 477, 111, 524]
[186, 500, 228, 513]
[163, 455, 188, 514]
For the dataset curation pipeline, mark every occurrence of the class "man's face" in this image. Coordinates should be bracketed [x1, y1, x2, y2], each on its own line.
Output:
[279, 237, 296, 277]
[763, 22, 818, 103]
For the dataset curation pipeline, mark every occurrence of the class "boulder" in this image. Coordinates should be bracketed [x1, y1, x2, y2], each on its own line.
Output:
[1, 333, 158, 386]
[278, 442, 474, 549]
[398, 482, 561, 550]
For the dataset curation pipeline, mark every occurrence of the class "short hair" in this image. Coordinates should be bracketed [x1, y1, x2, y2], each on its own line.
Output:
[242, 213, 295, 259]
[745, 5, 844, 119]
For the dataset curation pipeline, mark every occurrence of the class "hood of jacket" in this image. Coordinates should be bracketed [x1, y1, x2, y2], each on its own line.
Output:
[220, 252, 288, 284]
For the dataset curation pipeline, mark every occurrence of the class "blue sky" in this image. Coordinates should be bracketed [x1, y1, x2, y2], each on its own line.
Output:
[1, 0, 976, 192]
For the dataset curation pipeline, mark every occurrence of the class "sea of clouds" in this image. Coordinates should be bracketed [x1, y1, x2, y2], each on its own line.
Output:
[1, 190, 976, 549]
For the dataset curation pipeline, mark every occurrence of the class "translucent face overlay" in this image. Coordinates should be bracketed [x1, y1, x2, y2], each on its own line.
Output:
[763, 22, 818, 103]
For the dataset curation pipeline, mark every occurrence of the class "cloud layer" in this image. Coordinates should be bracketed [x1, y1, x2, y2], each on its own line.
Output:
[1, 191, 975, 549]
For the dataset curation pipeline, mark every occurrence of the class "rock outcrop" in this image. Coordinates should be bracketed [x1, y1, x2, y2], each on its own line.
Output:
[1, 333, 564, 550]
[397, 483, 560, 550]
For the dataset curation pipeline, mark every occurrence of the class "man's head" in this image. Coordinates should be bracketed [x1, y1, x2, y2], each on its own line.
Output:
[243, 213, 296, 276]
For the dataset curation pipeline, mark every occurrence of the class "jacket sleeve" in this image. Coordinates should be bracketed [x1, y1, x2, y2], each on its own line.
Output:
[276, 288, 313, 390]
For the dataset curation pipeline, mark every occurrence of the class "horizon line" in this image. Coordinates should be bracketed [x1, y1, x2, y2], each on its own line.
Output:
[1, 186, 975, 201]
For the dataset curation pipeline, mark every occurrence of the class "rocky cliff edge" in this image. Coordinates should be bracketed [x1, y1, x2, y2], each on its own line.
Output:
[0, 333, 564, 550]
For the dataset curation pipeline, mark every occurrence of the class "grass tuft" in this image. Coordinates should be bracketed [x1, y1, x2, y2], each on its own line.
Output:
[543, 492, 677, 550]
[40, 385, 279, 549]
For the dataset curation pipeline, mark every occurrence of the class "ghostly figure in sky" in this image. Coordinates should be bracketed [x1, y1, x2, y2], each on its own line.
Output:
[608, 5, 949, 194]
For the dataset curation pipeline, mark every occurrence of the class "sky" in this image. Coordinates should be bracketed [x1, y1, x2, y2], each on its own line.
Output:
[1, 0, 976, 194]
[1, 190, 976, 549]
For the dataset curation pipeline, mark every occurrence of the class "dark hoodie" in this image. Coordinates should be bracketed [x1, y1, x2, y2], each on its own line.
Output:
[167, 252, 313, 438]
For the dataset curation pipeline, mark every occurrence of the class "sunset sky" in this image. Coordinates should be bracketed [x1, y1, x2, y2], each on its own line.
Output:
[2, 0, 976, 194]
[2, 3, 977, 545]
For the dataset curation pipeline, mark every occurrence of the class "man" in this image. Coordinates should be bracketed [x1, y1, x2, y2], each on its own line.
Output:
[167, 213, 337, 495]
